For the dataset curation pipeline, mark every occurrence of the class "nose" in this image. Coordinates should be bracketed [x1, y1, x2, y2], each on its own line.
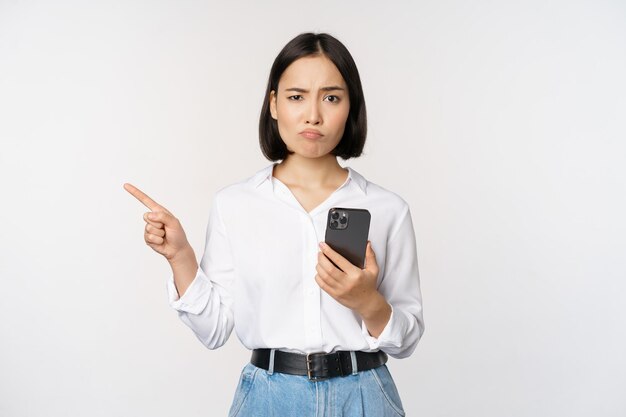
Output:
[305, 100, 321, 125]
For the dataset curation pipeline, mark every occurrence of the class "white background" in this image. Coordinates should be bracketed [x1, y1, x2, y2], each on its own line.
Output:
[1, 0, 625, 416]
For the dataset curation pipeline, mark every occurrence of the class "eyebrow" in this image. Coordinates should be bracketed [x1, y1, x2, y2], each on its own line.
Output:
[284, 86, 346, 93]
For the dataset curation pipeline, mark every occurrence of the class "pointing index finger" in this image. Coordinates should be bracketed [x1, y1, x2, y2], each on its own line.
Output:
[123, 183, 165, 212]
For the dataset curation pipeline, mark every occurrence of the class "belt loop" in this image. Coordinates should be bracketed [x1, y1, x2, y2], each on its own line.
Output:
[267, 349, 276, 375]
[350, 351, 358, 375]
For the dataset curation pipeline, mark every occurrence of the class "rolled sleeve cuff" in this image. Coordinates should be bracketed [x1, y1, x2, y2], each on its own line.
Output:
[361, 305, 408, 350]
[166, 267, 213, 315]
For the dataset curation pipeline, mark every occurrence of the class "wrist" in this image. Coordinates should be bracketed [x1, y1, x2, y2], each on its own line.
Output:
[357, 291, 389, 320]
[169, 246, 196, 265]
[357, 291, 392, 339]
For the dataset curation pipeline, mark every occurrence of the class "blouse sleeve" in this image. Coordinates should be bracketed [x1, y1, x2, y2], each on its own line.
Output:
[361, 204, 425, 358]
[165, 192, 235, 349]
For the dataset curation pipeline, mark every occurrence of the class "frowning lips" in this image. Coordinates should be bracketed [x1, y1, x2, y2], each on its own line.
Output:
[299, 129, 323, 138]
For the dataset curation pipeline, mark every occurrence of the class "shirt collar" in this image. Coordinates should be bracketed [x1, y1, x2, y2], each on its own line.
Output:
[250, 163, 367, 195]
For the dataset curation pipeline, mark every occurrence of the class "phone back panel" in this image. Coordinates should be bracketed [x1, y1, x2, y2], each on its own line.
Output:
[324, 207, 371, 269]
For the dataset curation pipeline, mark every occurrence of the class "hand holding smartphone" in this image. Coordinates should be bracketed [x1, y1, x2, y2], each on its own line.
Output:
[324, 207, 371, 269]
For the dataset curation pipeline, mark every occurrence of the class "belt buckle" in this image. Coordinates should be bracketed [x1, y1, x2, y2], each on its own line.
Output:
[306, 352, 326, 381]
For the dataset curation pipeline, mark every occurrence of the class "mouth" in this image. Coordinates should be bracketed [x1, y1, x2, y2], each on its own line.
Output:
[299, 129, 323, 139]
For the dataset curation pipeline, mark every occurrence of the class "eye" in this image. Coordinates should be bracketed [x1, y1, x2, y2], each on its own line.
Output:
[324, 95, 340, 103]
[288, 95, 303, 101]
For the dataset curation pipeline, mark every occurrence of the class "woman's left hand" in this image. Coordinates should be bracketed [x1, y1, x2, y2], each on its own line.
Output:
[315, 241, 380, 314]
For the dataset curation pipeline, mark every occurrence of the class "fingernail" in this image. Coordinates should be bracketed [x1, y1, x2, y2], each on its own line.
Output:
[319, 242, 326, 249]
[148, 213, 155, 220]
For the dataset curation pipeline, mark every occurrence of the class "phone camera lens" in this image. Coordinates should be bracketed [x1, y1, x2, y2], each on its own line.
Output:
[331, 211, 339, 220]
[331, 220, 338, 228]
[339, 217, 347, 225]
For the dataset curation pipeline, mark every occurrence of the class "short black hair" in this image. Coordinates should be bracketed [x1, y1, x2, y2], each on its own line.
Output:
[259, 32, 367, 161]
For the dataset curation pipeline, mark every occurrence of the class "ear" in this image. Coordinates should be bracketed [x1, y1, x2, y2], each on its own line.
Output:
[269, 90, 278, 120]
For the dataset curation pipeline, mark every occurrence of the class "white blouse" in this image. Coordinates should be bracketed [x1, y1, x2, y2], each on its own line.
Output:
[167, 163, 424, 359]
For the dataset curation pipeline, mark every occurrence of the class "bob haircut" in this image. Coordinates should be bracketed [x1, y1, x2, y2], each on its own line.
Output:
[259, 32, 367, 161]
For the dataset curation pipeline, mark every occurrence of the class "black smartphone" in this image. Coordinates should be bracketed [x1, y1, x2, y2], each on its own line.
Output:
[324, 207, 371, 270]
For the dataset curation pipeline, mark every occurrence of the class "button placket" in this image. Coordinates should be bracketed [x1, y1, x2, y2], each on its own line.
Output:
[302, 213, 323, 349]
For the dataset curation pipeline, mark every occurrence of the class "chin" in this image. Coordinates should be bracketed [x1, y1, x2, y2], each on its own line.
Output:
[283, 136, 340, 160]
[296, 145, 336, 159]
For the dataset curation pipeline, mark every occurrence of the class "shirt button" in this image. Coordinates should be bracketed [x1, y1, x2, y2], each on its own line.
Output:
[307, 289, 315, 296]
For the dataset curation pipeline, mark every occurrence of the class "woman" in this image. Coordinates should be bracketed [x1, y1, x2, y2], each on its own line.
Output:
[124, 32, 424, 417]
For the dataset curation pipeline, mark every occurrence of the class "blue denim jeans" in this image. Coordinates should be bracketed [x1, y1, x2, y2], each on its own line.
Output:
[228, 359, 406, 417]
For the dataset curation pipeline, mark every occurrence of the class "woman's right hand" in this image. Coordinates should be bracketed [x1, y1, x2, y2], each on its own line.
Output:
[123, 183, 192, 262]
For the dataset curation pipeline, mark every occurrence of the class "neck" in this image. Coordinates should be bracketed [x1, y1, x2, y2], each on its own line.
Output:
[273, 154, 346, 188]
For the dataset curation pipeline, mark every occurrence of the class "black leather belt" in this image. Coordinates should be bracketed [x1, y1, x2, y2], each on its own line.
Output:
[251, 348, 388, 380]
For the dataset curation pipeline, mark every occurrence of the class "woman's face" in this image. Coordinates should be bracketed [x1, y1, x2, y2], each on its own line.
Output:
[270, 54, 350, 160]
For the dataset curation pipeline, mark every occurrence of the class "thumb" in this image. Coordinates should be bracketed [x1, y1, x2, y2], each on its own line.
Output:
[365, 241, 378, 270]
[147, 210, 178, 227]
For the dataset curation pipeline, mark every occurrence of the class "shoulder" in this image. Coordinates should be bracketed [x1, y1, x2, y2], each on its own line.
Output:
[211, 164, 274, 206]
[349, 167, 410, 215]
